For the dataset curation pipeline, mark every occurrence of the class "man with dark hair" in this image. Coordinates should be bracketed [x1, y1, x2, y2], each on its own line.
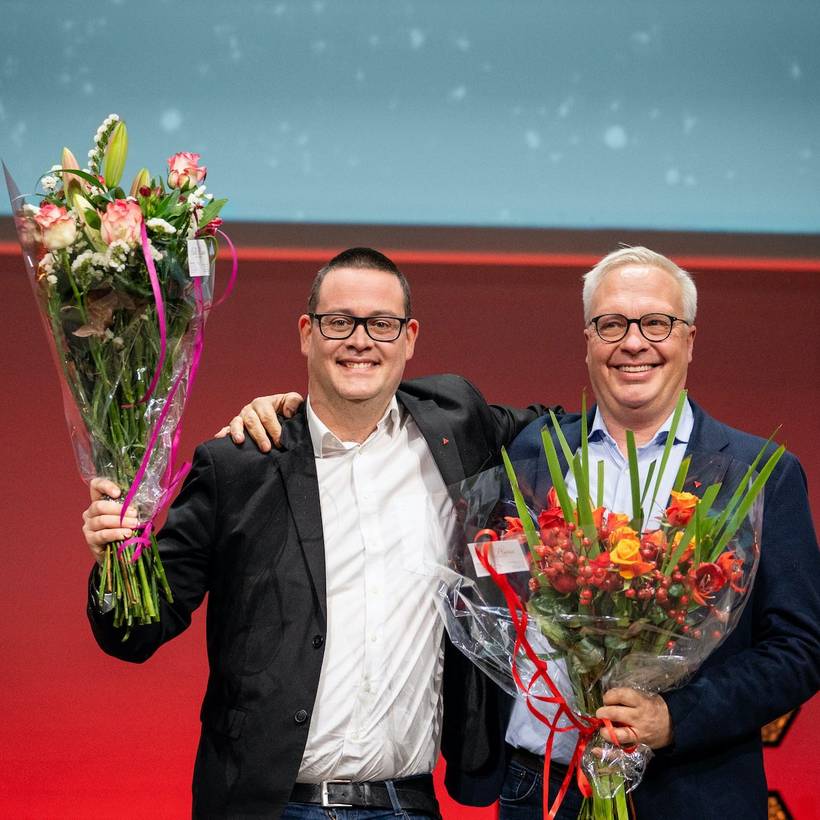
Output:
[308, 246, 413, 316]
[82, 248, 552, 819]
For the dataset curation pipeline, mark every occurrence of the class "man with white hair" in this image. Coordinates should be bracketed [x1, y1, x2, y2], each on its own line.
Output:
[492, 247, 820, 820]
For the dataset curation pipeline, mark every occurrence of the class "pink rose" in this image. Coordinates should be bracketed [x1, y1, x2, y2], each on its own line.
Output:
[167, 151, 207, 190]
[33, 203, 77, 250]
[100, 199, 143, 246]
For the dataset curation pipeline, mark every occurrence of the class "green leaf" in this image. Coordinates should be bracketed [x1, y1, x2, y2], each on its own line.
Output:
[500, 447, 541, 552]
[626, 429, 642, 529]
[672, 455, 691, 493]
[707, 430, 780, 551]
[540, 426, 575, 523]
[709, 444, 785, 560]
[198, 197, 228, 228]
[646, 390, 688, 517]
[54, 167, 107, 191]
[640, 460, 657, 511]
[549, 408, 575, 467]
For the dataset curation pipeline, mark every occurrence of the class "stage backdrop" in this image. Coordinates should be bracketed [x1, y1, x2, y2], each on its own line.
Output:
[0, 241, 818, 819]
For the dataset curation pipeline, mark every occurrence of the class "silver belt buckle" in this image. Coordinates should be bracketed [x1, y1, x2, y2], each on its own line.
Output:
[321, 779, 353, 808]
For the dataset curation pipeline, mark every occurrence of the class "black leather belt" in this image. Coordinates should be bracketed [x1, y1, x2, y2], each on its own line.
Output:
[510, 746, 569, 779]
[290, 774, 439, 816]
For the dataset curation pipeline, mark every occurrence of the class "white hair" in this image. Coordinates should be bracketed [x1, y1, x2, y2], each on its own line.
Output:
[582, 246, 698, 324]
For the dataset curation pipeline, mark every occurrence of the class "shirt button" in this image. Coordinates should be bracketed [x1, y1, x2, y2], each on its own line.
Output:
[312, 634, 324, 648]
[294, 709, 309, 724]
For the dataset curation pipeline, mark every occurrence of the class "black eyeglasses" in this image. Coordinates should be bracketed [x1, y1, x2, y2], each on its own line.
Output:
[310, 313, 410, 342]
[589, 313, 690, 343]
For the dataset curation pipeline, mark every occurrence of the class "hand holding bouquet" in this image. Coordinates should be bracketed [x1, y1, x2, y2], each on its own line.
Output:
[5, 115, 233, 636]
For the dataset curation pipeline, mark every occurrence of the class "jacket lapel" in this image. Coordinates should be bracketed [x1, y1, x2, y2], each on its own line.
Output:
[398, 389, 465, 486]
[682, 401, 732, 501]
[278, 409, 328, 624]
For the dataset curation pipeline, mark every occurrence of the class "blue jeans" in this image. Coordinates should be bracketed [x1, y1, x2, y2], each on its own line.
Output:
[498, 759, 584, 820]
[282, 806, 433, 820]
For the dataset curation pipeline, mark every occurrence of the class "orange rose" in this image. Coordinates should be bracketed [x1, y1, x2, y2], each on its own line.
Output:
[610, 533, 655, 579]
[607, 512, 630, 531]
[666, 490, 698, 527]
[609, 524, 639, 550]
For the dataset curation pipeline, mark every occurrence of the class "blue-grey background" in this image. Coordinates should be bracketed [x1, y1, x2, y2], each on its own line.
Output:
[2, 0, 818, 233]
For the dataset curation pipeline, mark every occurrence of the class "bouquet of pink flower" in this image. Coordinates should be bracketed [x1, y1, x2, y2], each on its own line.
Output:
[5, 114, 233, 636]
[436, 392, 782, 820]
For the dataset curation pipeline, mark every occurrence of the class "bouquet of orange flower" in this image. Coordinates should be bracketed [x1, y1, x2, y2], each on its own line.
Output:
[436, 392, 782, 820]
[5, 114, 232, 636]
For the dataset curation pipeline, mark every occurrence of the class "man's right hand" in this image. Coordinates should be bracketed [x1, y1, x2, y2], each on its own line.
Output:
[214, 392, 305, 452]
[82, 478, 140, 565]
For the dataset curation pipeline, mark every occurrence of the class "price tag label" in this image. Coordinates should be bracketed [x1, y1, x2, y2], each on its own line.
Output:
[187, 239, 211, 278]
[467, 539, 529, 577]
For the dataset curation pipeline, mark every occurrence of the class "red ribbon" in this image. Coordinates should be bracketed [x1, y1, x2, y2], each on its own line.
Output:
[473, 529, 622, 819]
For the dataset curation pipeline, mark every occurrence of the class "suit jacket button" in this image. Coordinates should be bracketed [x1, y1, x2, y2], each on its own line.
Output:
[294, 709, 309, 724]
[312, 634, 324, 648]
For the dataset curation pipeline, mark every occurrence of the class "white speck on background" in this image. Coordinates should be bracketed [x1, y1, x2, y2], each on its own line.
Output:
[409, 28, 426, 49]
[525, 130, 541, 149]
[683, 114, 697, 134]
[160, 109, 183, 132]
[454, 35, 470, 51]
[665, 168, 680, 185]
[604, 125, 627, 149]
[449, 85, 466, 101]
[789, 61, 802, 80]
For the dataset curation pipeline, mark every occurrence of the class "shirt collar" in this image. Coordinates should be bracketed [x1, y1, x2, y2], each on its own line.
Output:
[306, 395, 401, 458]
[590, 398, 694, 448]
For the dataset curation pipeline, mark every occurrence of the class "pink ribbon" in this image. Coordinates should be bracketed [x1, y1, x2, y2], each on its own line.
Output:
[118, 227, 238, 558]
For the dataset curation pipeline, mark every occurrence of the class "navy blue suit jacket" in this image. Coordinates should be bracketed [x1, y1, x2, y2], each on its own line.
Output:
[457, 400, 820, 819]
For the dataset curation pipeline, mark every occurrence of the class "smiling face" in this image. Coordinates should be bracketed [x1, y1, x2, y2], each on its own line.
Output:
[299, 266, 418, 422]
[585, 264, 696, 429]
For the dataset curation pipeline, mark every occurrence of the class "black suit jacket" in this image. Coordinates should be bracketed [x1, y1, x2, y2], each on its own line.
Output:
[466, 399, 820, 818]
[88, 374, 549, 819]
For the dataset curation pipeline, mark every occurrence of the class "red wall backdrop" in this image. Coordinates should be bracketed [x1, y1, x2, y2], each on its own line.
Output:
[0, 242, 818, 818]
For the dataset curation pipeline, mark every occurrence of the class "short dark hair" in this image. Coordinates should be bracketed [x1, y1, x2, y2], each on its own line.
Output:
[307, 247, 412, 316]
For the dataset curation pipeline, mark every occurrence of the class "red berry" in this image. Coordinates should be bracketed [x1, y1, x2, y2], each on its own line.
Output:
[625, 588, 636, 599]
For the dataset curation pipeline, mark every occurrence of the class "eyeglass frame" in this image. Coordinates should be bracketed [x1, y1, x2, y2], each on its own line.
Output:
[588, 312, 691, 343]
[308, 312, 412, 342]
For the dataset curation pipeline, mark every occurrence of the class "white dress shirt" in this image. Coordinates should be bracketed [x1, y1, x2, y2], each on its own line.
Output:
[298, 396, 453, 782]
[505, 401, 694, 762]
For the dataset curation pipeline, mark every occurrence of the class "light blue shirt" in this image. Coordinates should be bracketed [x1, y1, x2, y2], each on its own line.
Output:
[505, 400, 694, 761]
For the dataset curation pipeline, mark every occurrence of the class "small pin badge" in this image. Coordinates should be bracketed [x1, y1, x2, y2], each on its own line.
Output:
[441, 437, 449, 445]
[693, 480, 702, 488]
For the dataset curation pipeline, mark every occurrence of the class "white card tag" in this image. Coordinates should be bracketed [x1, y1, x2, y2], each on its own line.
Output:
[187, 239, 211, 278]
[468, 539, 529, 577]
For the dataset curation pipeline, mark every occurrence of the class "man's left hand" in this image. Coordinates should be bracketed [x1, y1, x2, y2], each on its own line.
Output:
[595, 687, 672, 749]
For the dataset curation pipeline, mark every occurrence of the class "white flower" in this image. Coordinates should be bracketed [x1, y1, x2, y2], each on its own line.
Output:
[41, 175, 59, 192]
[71, 250, 94, 272]
[46, 274, 58, 285]
[145, 217, 177, 235]
[22, 203, 40, 216]
[112, 336, 125, 349]
[49, 164, 62, 172]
